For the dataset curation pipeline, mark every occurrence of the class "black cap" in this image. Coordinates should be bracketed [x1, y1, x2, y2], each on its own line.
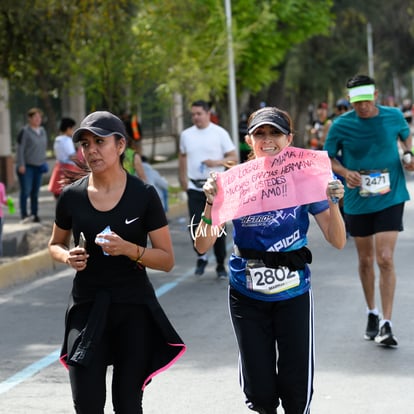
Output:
[247, 109, 291, 135]
[72, 111, 127, 143]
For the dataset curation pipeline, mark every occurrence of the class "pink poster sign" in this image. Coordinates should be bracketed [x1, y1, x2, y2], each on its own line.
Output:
[211, 147, 333, 225]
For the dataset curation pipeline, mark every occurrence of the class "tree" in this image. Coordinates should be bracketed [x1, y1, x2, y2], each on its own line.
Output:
[284, 0, 414, 112]
[0, 0, 77, 137]
[11, 0, 414, 149]
[0, 0, 144, 136]
[133, 0, 333, 118]
[69, 0, 142, 114]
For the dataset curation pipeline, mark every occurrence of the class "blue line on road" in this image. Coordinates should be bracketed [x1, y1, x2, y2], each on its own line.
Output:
[0, 269, 194, 395]
[0, 349, 61, 394]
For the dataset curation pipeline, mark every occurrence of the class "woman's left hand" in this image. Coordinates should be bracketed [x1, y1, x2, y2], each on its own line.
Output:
[95, 231, 125, 256]
[326, 179, 344, 204]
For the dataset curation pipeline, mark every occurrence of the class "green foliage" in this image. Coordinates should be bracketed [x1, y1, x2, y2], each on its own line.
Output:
[133, 0, 333, 104]
[233, 0, 333, 94]
[134, 0, 228, 104]
[69, 0, 140, 113]
[0, 0, 74, 94]
[285, 5, 367, 102]
[2, 0, 414, 131]
[0, 0, 333, 115]
[284, 0, 414, 107]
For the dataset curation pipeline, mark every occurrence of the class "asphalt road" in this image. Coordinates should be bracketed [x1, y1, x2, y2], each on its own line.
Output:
[1, 175, 414, 413]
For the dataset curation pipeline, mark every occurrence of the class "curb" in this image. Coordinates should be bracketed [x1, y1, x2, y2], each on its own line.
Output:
[0, 200, 188, 290]
[0, 249, 66, 290]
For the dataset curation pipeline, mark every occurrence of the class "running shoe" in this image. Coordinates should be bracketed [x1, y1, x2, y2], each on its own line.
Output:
[375, 321, 398, 347]
[195, 258, 208, 276]
[216, 264, 228, 279]
[364, 313, 380, 340]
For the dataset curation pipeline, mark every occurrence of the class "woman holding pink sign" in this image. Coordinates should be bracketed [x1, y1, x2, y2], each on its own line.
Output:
[194, 106, 346, 414]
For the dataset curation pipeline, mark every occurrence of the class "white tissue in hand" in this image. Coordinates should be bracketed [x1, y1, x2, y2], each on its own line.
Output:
[96, 225, 111, 255]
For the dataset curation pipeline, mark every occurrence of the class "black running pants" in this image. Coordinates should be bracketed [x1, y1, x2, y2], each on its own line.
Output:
[229, 288, 314, 414]
[67, 303, 154, 414]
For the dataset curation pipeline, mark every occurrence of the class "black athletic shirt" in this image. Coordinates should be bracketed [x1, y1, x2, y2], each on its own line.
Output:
[55, 173, 168, 303]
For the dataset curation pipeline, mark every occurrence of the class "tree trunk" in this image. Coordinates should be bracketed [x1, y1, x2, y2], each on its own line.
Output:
[37, 73, 57, 150]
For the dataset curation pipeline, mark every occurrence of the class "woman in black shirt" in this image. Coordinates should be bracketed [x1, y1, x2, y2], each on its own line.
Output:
[48, 111, 185, 414]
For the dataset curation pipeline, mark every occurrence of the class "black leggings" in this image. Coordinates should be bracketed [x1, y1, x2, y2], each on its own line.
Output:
[229, 288, 314, 414]
[67, 303, 154, 414]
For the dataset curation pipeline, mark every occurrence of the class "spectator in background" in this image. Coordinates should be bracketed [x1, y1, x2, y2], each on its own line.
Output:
[333, 98, 351, 119]
[401, 98, 413, 125]
[209, 103, 220, 125]
[308, 102, 331, 149]
[141, 155, 169, 212]
[123, 137, 147, 182]
[179, 99, 237, 278]
[383, 95, 397, 107]
[120, 111, 147, 182]
[16, 107, 48, 223]
[48, 117, 79, 199]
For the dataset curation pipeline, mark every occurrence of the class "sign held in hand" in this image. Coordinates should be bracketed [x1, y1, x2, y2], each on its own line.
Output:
[211, 147, 332, 225]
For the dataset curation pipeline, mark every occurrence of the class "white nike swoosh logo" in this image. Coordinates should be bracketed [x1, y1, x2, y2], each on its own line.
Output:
[125, 217, 140, 224]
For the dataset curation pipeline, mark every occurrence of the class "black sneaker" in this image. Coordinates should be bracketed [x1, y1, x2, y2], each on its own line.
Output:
[364, 313, 380, 340]
[375, 321, 398, 347]
[195, 258, 208, 276]
[216, 264, 228, 279]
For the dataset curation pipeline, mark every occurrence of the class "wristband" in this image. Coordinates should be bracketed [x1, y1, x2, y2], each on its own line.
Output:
[403, 150, 414, 155]
[403, 150, 413, 164]
[135, 245, 146, 264]
[206, 200, 213, 206]
[201, 212, 212, 225]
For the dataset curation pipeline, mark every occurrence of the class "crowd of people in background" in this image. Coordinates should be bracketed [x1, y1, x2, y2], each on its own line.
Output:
[306, 95, 414, 150]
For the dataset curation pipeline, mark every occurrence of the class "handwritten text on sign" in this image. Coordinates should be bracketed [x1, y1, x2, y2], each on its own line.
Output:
[211, 147, 332, 225]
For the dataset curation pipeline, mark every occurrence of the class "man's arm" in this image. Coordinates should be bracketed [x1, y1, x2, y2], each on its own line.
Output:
[178, 152, 188, 190]
[222, 149, 238, 167]
[399, 134, 413, 153]
[329, 157, 362, 189]
[203, 149, 238, 169]
[399, 134, 414, 170]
